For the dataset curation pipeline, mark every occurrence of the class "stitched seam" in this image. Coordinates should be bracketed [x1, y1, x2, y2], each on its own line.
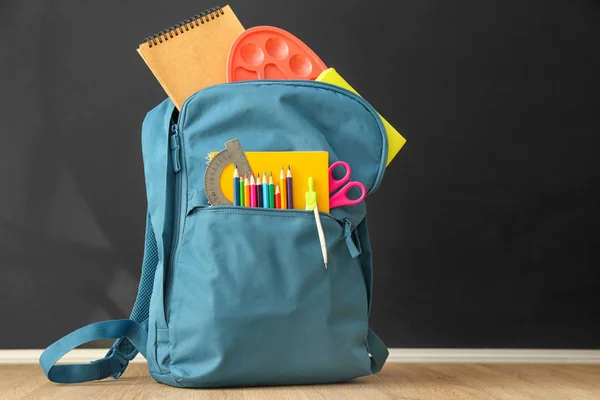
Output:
[168, 125, 189, 378]
[94, 360, 99, 380]
[193, 211, 337, 221]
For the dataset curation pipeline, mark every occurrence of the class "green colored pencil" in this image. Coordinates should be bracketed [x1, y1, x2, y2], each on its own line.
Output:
[268, 172, 275, 208]
[239, 177, 245, 207]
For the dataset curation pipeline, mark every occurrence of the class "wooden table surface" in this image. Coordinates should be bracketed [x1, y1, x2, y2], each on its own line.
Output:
[2, 363, 599, 399]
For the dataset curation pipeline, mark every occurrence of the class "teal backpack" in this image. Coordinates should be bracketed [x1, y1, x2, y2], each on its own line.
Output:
[40, 80, 390, 387]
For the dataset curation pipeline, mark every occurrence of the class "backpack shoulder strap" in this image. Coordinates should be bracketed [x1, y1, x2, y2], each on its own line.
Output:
[39, 210, 158, 383]
[109, 210, 159, 366]
[39, 319, 148, 383]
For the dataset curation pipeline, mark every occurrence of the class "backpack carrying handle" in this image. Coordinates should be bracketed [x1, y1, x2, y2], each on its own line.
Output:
[39, 319, 148, 383]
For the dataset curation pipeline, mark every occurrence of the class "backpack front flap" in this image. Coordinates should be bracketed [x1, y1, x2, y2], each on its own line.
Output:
[179, 81, 387, 219]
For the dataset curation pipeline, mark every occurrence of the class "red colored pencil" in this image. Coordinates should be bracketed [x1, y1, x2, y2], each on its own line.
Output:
[275, 184, 281, 209]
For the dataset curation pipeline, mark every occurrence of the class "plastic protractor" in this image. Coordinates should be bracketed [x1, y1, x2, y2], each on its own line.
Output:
[204, 139, 253, 205]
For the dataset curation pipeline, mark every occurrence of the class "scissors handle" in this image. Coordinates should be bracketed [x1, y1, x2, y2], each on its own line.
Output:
[329, 161, 352, 193]
[329, 181, 367, 209]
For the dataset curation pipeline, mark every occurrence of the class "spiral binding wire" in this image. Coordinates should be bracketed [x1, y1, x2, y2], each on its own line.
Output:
[142, 6, 224, 48]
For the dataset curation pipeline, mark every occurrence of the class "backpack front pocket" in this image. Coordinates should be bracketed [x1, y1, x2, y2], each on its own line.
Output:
[166, 207, 371, 387]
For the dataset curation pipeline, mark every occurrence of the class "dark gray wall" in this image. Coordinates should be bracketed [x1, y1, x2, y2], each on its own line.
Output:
[1, 0, 599, 349]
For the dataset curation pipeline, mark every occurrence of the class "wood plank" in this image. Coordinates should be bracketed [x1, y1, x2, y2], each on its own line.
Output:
[6, 349, 600, 364]
[2, 363, 599, 399]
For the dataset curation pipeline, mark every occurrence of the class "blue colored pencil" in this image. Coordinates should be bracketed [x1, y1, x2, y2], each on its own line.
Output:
[233, 166, 240, 206]
[262, 171, 269, 209]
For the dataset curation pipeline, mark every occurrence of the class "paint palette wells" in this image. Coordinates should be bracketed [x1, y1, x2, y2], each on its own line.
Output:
[227, 26, 328, 82]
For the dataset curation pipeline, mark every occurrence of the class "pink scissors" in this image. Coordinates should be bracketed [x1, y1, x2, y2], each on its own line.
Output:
[328, 161, 367, 209]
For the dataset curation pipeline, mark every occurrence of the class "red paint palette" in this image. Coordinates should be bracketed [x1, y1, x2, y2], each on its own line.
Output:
[227, 26, 327, 82]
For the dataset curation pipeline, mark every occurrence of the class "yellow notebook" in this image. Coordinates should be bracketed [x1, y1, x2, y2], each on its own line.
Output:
[137, 6, 244, 110]
[316, 68, 406, 167]
[209, 151, 330, 212]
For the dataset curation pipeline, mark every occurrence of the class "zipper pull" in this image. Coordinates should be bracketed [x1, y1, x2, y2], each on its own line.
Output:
[343, 218, 361, 259]
[170, 125, 181, 173]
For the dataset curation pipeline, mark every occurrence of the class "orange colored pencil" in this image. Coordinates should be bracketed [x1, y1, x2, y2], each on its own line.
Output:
[244, 174, 250, 207]
[279, 166, 287, 209]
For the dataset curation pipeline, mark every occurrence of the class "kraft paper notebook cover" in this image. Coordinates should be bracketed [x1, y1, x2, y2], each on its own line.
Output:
[137, 5, 244, 110]
[210, 151, 330, 212]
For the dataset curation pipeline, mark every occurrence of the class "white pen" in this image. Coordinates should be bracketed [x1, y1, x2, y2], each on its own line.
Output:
[312, 203, 328, 268]
[305, 177, 328, 268]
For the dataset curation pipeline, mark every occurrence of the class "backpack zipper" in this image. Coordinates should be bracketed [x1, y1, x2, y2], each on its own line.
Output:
[166, 123, 182, 320]
[170, 125, 181, 173]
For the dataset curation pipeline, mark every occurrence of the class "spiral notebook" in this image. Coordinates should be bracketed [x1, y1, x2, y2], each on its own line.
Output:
[137, 5, 244, 110]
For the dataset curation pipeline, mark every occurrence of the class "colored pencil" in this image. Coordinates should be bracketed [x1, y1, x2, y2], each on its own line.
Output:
[280, 166, 287, 209]
[244, 174, 250, 207]
[275, 184, 281, 209]
[268, 172, 275, 208]
[239, 176, 245, 207]
[262, 171, 269, 209]
[233, 166, 240, 206]
[256, 174, 263, 208]
[286, 166, 293, 209]
[250, 174, 257, 207]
